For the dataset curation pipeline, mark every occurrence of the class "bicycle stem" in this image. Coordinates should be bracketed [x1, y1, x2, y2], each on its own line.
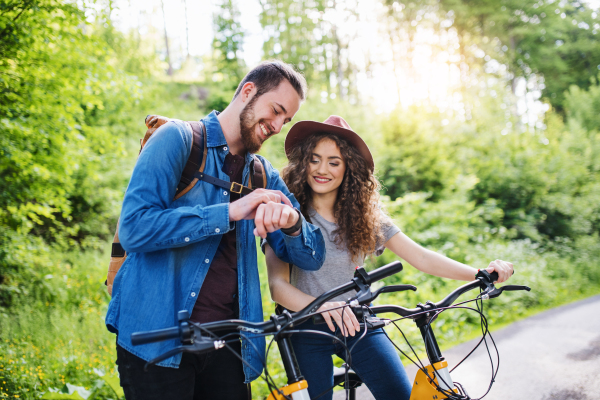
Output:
[416, 315, 444, 364]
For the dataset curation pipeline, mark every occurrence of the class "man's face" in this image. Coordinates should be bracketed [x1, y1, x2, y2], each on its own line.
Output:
[239, 80, 302, 153]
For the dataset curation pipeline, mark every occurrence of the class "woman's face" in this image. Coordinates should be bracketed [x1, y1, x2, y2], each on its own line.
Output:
[306, 138, 346, 196]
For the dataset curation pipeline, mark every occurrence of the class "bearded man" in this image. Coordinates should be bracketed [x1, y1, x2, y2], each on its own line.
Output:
[106, 61, 325, 400]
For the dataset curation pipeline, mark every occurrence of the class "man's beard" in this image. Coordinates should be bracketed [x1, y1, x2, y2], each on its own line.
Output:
[239, 96, 264, 154]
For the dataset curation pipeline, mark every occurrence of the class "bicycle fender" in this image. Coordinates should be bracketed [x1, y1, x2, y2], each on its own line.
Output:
[410, 360, 458, 400]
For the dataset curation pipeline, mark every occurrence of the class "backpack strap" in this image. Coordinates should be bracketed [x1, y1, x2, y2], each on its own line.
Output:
[248, 155, 267, 190]
[174, 121, 207, 200]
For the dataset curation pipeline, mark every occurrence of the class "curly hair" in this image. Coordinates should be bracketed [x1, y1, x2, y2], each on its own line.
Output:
[281, 133, 384, 263]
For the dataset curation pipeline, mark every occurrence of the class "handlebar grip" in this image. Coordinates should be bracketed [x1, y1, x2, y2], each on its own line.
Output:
[490, 271, 499, 282]
[366, 261, 403, 284]
[131, 327, 180, 346]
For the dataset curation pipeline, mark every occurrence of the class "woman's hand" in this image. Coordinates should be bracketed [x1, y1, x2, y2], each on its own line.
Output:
[318, 301, 361, 337]
[484, 259, 514, 283]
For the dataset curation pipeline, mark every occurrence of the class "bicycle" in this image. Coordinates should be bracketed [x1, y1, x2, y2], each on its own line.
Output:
[130, 261, 530, 400]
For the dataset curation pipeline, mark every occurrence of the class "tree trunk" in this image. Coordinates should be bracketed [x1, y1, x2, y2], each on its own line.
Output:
[161, 0, 173, 76]
[183, 0, 190, 59]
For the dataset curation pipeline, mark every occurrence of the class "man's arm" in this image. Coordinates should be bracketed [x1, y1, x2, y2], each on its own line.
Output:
[118, 121, 231, 253]
[260, 157, 326, 271]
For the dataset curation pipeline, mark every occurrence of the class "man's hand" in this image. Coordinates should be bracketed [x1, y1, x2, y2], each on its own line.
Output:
[229, 189, 300, 238]
[484, 259, 514, 283]
[253, 201, 299, 239]
[229, 189, 292, 221]
[318, 302, 361, 337]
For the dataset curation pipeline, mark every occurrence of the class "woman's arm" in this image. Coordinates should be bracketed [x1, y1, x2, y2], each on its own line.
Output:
[384, 232, 513, 283]
[265, 244, 360, 336]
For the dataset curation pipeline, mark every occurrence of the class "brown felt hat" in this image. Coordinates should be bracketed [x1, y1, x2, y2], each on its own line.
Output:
[284, 115, 374, 171]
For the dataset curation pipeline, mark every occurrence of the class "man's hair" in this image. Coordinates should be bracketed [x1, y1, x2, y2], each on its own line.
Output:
[233, 61, 307, 101]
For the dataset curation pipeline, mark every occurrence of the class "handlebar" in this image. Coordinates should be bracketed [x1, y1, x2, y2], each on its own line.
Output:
[369, 270, 529, 319]
[313, 269, 529, 325]
[131, 261, 405, 350]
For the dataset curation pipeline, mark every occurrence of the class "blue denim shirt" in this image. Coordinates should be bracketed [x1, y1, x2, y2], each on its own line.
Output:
[106, 111, 325, 382]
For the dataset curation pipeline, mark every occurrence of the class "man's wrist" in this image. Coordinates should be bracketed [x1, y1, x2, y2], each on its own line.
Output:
[280, 208, 302, 235]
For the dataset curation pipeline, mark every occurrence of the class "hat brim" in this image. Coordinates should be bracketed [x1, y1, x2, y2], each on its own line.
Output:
[284, 120, 374, 171]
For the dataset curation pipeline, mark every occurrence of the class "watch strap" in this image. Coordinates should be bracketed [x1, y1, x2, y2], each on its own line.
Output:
[280, 207, 303, 235]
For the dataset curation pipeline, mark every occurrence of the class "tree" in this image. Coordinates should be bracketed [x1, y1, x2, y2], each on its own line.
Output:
[259, 0, 357, 98]
[438, 0, 600, 113]
[160, 0, 173, 75]
[212, 0, 246, 86]
[0, 0, 141, 306]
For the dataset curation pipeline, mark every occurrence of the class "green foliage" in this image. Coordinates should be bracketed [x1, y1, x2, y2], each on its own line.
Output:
[259, 0, 358, 98]
[212, 0, 247, 86]
[376, 107, 462, 201]
[564, 75, 600, 133]
[260, 0, 327, 85]
[0, 0, 148, 307]
[438, 0, 600, 112]
[469, 105, 600, 241]
[0, 246, 117, 400]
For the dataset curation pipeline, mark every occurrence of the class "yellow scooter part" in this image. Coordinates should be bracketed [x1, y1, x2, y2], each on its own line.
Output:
[410, 360, 458, 400]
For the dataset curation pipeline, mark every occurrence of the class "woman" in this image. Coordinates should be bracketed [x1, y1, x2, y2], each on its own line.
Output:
[264, 116, 513, 400]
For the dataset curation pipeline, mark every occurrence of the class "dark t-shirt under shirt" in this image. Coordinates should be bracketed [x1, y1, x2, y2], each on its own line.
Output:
[191, 152, 245, 323]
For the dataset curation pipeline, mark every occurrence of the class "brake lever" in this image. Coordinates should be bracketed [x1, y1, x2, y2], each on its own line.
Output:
[499, 284, 531, 292]
[484, 284, 532, 299]
[144, 335, 226, 371]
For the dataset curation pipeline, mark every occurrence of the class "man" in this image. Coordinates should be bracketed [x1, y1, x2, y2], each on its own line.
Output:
[106, 61, 326, 399]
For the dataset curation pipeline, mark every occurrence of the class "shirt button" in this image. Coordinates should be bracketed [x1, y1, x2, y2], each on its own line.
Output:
[215, 228, 221, 233]
[184, 237, 190, 242]
[191, 292, 196, 297]
[312, 251, 316, 256]
[223, 146, 228, 151]
[223, 191, 228, 196]
[205, 259, 210, 263]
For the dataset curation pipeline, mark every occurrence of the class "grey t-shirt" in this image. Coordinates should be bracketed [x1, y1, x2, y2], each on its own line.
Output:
[291, 209, 401, 302]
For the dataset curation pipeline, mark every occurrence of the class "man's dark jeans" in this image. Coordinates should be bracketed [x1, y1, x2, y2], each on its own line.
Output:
[116, 340, 251, 400]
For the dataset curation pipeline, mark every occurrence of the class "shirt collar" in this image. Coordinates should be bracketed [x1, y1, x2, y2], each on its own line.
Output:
[203, 110, 228, 148]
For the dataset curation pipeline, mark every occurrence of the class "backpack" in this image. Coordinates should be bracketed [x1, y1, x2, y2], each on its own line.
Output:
[105, 115, 267, 296]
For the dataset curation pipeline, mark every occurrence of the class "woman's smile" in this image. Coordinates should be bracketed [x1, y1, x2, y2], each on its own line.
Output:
[313, 176, 332, 184]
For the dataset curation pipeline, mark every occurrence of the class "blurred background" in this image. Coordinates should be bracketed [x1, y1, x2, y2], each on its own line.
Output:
[1, 0, 600, 398]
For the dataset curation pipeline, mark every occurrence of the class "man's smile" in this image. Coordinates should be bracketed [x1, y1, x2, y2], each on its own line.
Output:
[259, 122, 271, 138]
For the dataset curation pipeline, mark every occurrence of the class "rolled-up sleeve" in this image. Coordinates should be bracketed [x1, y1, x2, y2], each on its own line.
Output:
[118, 121, 231, 253]
[260, 157, 325, 271]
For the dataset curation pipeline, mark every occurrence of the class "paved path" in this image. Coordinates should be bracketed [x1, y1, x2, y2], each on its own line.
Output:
[333, 295, 600, 400]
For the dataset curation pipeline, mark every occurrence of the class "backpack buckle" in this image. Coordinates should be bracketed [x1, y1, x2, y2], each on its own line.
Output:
[230, 182, 243, 194]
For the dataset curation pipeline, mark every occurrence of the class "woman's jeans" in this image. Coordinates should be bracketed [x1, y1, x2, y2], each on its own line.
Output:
[289, 318, 412, 400]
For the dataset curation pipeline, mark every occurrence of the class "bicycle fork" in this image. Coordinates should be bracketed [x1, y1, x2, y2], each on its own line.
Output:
[267, 334, 311, 400]
[410, 316, 458, 400]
